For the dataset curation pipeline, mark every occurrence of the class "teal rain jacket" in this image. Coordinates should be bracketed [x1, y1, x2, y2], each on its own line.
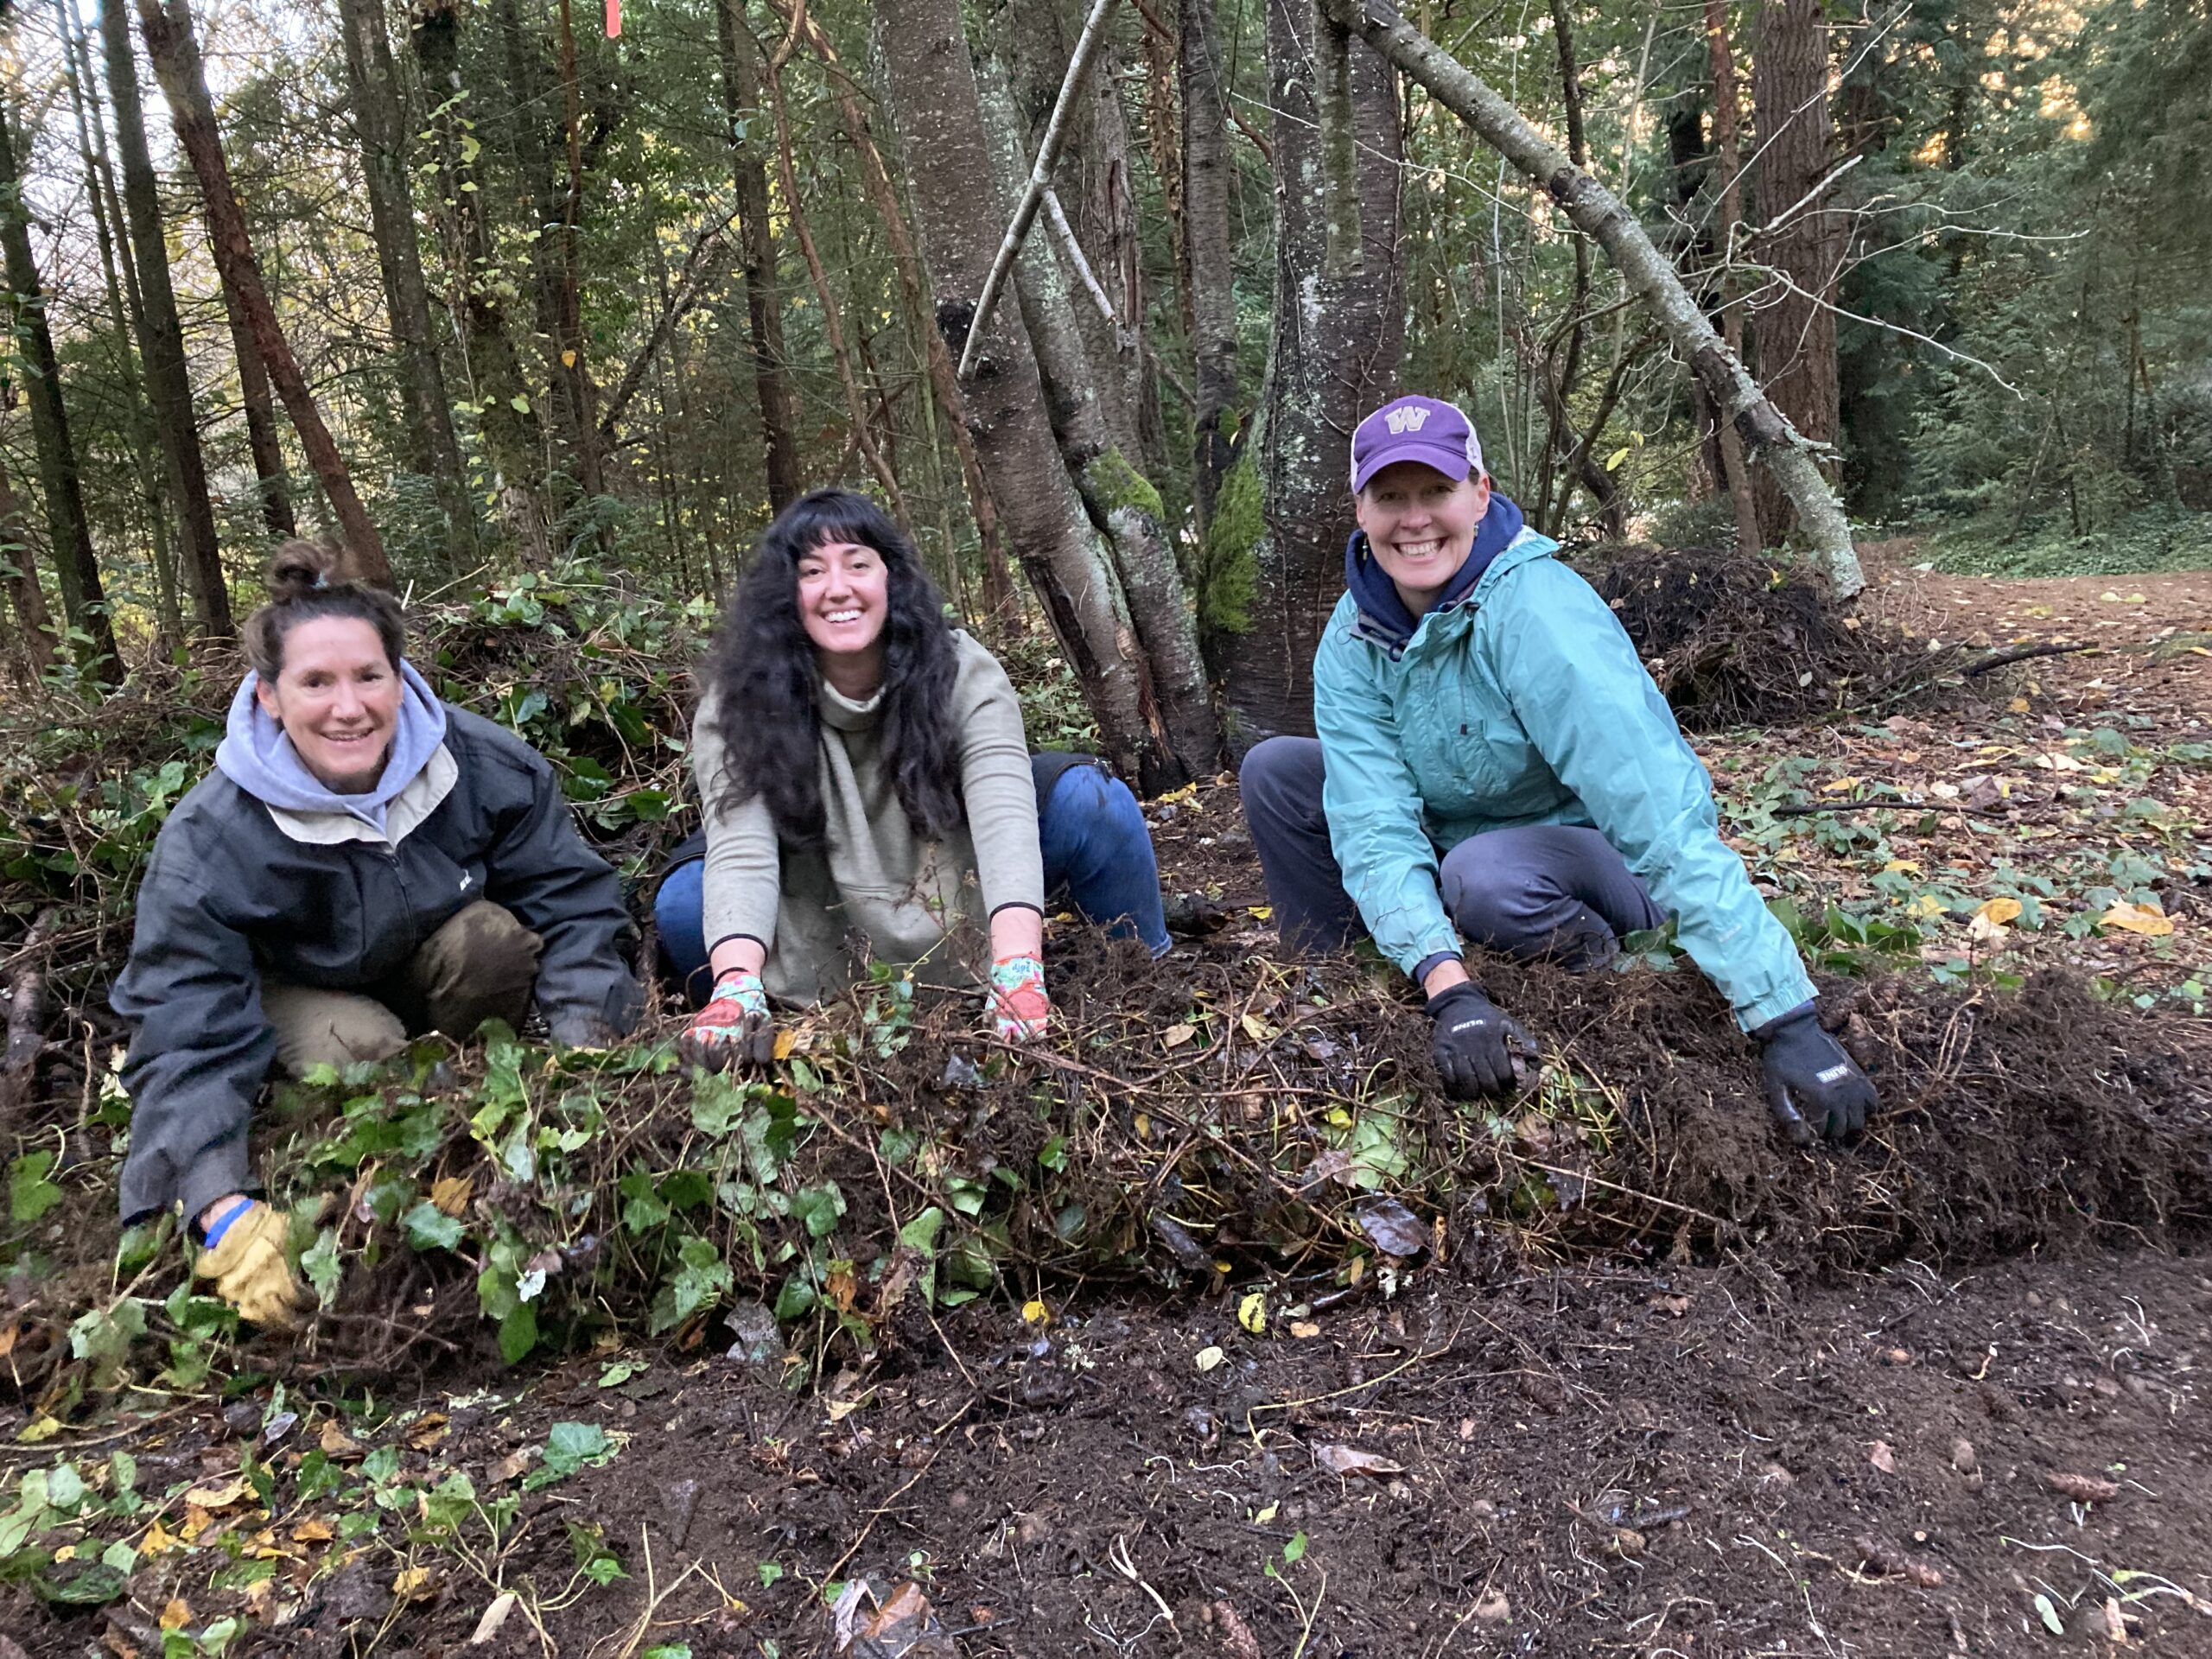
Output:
[1313, 518, 1815, 1032]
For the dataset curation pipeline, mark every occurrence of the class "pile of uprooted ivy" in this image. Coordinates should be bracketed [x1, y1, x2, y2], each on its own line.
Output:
[7, 916, 2209, 1419]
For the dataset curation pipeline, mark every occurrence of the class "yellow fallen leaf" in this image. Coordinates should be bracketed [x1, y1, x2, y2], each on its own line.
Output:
[2009, 696, 2031, 713]
[429, 1174, 474, 1217]
[1246, 906, 1273, 921]
[1974, 897, 2023, 927]
[405, 1413, 450, 1451]
[320, 1421, 365, 1459]
[51, 1544, 75, 1563]
[392, 1565, 436, 1601]
[824, 1396, 867, 1424]
[1884, 859, 1921, 874]
[181, 1476, 252, 1510]
[1240, 1013, 1274, 1042]
[772, 1028, 800, 1060]
[1237, 1292, 1267, 1336]
[1821, 777, 1862, 793]
[1134, 1113, 1151, 1139]
[180, 1507, 214, 1542]
[1021, 1299, 1050, 1326]
[139, 1518, 179, 1557]
[17, 1415, 61, 1443]
[2101, 900, 2175, 937]
[560, 348, 577, 368]
[159, 1597, 193, 1631]
[291, 1516, 335, 1543]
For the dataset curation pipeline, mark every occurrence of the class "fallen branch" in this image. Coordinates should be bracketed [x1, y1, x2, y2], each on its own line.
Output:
[0, 906, 58, 1122]
[957, 0, 1119, 380]
[1960, 641, 2094, 677]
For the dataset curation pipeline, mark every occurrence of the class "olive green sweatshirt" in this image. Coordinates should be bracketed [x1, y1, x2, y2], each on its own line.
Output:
[692, 632, 1044, 1005]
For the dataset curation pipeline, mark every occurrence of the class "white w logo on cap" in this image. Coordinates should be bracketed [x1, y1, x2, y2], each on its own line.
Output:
[1383, 406, 1431, 435]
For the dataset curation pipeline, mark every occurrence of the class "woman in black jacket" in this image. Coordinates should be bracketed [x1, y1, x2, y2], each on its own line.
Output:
[112, 543, 641, 1327]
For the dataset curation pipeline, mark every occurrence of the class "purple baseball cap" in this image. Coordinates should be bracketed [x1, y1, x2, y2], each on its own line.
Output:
[1350, 395, 1485, 493]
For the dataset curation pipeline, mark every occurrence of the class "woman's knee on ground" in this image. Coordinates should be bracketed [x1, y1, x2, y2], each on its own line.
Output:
[262, 983, 408, 1076]
[1044, 764, 1152, 873]
[1440, 852, 1611, 963]
[1238, 735, 1325, 824]
[407, 900, 543, 1034]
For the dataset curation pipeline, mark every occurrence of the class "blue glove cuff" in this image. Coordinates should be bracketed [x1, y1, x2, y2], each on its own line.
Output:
[200, 1198, 256, 1249]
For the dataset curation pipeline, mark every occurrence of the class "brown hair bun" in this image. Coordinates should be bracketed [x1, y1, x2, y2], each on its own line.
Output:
[243, 538, 407, 680]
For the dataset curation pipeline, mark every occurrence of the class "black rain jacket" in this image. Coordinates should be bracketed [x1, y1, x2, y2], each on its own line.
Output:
[112, 706, 641, 1224]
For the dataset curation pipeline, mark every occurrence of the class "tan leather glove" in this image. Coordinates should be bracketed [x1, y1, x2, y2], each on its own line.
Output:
[194, 1201, 313, 1331]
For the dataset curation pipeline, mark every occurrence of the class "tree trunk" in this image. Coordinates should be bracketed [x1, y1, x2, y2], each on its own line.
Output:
[717, 0, 804, 515]
[0, 448, 57, 678]
[1183, 0, 1239, 537]
[1317, 0, 1861, 594]
[92, 0, 230, 634]
[976, 47, 1222, 779]
[137, 0, 390, 579]
[1215, 0, 1404, 747]
[335, 0, 474, 566]
[1704, 0, 1765, 556]
[0, 87, 120, 680]
[1749, 0, 1842, 546]
[54, 0, 182, 651]
[490, 0, 604, 510]
[410, 0, 548, 563]
[222, 286, 297, 537]
[874, 0, 1169, 790]
[762, 0, 1013, 617]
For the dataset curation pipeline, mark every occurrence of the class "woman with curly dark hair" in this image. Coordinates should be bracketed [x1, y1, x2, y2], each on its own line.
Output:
[656, 489, 1170, 1062]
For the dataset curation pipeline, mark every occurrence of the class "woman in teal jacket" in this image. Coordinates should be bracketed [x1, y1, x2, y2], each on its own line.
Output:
[1240, 395, 1876, 1144]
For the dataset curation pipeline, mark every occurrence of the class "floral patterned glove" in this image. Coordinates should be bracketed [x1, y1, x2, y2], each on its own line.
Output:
[988, 954, 1049, 1043]
[679, 969, 777, 1069]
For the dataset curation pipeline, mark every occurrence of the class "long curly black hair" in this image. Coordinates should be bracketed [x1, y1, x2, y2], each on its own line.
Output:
[702, 489, 964, 849]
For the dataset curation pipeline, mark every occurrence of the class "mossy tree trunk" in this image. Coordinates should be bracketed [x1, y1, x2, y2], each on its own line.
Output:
[874, 0, 1180, 791]
[1216, 0, 1404, 748]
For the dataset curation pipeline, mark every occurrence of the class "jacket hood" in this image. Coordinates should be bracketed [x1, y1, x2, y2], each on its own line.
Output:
[215, 660, 448, 836]
[1343, 491, 1528, 651]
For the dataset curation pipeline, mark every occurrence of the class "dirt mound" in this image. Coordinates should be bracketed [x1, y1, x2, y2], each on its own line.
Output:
[10, 925, 2206, 1404]
[1588, 546, 1961, 728]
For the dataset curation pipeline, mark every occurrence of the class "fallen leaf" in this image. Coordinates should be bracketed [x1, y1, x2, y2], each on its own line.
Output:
[1020, 1299, 1050, 1326]
[2035, 1591, 2065, 1635]
[1237, 1292, 1267, 1336]
[772, 1028, 800, 1061]
[1289, 1320, 1320, 1339]
[857, 1580, 952, 1655]
[138, 1519, 179, 1557]
[487, 1448, 533, 1484]
[2046, 1471, 2121, 1503]
[429, 1175, 473, 1217]
[2101, 901, 2174, 938]
[0, 1321, 16, 1360]
[471, 1592, 518, 1646]
[1653, 1294, 1691, 1318]
[181, 1476, 252, 1510]
[1315, 1443, 1404, 1478]
[1161, 1021, 1196, 1049]
[405, 1414, 450, 1451]
[1472, 1590, 1511, 1624]
[290, 1516, 334, 1544]
[1974, 896, 2024, 928]
[1354, 1197, 1428, 1257]
[2102, 1596, 2130, 1644]
[394, 1567, 437, 1602]
[1868, 1440, 1897, 1474]
[1194, 1345, 1225, 1372]
[1239, 1013, 1274, 1043]
[158, 1599, 192, 1631]
[320, 1421, 365, 1459]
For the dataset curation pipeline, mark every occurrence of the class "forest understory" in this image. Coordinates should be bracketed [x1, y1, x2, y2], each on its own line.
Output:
[0, 546, 2208, 1657]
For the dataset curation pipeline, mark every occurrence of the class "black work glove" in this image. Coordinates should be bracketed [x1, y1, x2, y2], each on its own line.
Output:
[1756, 1004, 1878, 1145]
[1425, 981, 1535, 1100]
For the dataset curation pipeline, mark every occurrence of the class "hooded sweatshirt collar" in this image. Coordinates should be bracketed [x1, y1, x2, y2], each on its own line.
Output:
[1344, 490, 1527, 652]
[215, 660, 449, 836]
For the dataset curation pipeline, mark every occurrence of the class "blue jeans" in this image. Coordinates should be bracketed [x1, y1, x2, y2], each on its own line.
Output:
[655, 755, 1171, 1006]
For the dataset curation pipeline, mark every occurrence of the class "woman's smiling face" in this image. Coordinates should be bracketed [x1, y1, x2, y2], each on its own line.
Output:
[1354, 460, 1492, 613]
[255, 616, 403, 793]
[797, 538, 890, 666]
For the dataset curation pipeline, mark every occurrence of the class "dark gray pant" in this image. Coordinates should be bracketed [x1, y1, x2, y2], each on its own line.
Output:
[1238, 735, 1664, 968]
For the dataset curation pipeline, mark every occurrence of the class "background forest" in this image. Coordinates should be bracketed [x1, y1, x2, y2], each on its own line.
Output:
[0, 0, 2205, 772]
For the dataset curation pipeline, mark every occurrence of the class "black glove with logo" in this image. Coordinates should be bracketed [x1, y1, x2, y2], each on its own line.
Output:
[1425, 981, 1535, 1100]
[1756, 1004, 1877, 1145]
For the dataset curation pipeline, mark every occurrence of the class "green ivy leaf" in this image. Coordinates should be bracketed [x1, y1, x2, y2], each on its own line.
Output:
[9, 1150, 62, 1224]
[402, 1201, 464, 1253]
